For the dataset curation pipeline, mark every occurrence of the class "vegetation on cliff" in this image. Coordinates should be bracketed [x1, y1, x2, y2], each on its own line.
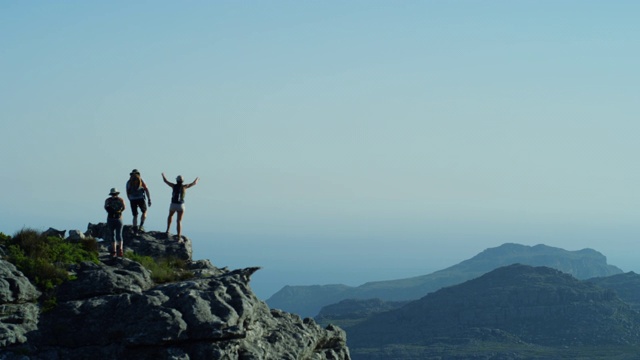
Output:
[0, 229, 99, 291]
[124, 251, 193, 283]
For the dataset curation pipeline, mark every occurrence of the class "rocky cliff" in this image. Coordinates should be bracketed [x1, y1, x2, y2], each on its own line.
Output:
[0, 225, 350, 360]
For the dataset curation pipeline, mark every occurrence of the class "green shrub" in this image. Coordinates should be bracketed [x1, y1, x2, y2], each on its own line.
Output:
[3, 228, 99, 291]
[41, 297, 58, 313]
[125, 252, 193, 284]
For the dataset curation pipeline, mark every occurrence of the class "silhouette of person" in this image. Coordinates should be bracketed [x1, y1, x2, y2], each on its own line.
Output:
[126, 169, 152, 233]
[162, 173, 199, 241]
[104, 188, 126, 257]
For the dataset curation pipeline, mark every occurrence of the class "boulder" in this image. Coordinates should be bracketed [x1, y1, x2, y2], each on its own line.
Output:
[0, 259, 40, 303]
[85, 222, 107, 239]
[0, 260, 40, 348]
[66, 230, 85, 241]
[42, 228, 65, 238]
[88, 223, 192, 261]
[125, 230, 192, 261]
[56, 260, 154, 301]
[0, 303, 39, 348]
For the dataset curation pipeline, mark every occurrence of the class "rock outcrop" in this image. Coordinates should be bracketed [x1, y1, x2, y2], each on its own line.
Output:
[0, 259, 40, 348]
[0, 225, 351, 360]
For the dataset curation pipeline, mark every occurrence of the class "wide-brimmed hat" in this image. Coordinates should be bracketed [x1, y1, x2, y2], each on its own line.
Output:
[130, 169, 140, 175]
[176, 175, 184, 183]
[109, 188, 120, 196]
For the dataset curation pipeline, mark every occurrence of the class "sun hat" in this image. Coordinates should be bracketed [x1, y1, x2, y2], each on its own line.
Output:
[109, 188, 120, 196]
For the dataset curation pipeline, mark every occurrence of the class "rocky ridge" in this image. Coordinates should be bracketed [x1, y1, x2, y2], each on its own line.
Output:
[268, 243, 624, 318]
[0, 225, 350, 360]
[345, 264, 640, 359]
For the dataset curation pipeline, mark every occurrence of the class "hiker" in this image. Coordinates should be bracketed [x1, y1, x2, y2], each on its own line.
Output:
[162, 172, 199, 241]
[126, 169, 152, 233]
[104, 188, 126, 257]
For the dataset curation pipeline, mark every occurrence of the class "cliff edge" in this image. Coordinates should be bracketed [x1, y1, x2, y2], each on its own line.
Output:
[0, 225, 351, 360]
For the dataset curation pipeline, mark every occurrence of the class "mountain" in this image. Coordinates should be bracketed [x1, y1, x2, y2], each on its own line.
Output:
[315, 298, 410, 328]
[267, 243, 623, 317]
[346, 264, 640, 360]
[0, 225, 350, 360]
[587, 271, 640, 312]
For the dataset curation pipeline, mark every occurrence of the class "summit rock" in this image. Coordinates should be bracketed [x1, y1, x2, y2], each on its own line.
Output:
[0, 224, 351, 360]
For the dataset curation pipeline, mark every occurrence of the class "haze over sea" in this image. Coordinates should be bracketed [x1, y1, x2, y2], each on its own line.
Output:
[3, 2, 640, 299]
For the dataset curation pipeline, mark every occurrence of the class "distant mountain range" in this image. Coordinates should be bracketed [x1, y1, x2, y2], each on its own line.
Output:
[344, 264, 640, 359]
[267, 243, 623, 317]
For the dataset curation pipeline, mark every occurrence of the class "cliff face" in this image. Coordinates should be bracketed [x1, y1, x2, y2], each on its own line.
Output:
[0, 257, 40, 349]
[0, 226, 351, 360]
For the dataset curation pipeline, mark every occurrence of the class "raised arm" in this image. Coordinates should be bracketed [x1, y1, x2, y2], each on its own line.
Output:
[162, 173, 174, 187]
[185, 177, 199, 189]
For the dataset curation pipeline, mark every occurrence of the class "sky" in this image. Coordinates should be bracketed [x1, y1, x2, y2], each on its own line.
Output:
[2, 1, 640, 299]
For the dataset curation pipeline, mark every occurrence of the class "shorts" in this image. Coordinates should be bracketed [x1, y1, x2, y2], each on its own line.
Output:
[130, 198, 147, 216]
[169, 203, 185, 212]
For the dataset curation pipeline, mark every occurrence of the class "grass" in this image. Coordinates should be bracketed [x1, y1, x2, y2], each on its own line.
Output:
[124, 251, 194, 283]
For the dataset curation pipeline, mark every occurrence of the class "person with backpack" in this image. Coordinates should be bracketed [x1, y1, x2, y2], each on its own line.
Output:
[104, 188, 126, 257]
[126, 169, 152, 233]
[162, 172, 199, 241]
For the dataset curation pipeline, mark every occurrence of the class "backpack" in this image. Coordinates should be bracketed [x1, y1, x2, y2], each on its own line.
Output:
[171, 184, 186, 204]
[106, 197, 124, 218]
[127, 179, 146, 200]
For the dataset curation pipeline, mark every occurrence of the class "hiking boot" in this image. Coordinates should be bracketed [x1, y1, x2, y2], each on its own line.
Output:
[138, 225, 145, 233]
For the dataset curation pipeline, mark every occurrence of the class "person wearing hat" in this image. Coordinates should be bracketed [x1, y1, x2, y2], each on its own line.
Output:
[126, 169, 152, 233]
[104, 188, 126, 257]
[162, 172, 199, 241]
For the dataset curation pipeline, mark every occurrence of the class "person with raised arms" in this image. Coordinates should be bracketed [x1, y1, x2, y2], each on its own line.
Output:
[162, 173, 199, 241]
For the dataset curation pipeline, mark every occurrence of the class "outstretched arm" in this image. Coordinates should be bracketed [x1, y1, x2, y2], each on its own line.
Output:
[186, 177, 199, 189]
[162, 173, 174, 187]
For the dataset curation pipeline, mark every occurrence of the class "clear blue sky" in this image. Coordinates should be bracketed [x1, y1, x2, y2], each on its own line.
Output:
[2, 1, 640, 299]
